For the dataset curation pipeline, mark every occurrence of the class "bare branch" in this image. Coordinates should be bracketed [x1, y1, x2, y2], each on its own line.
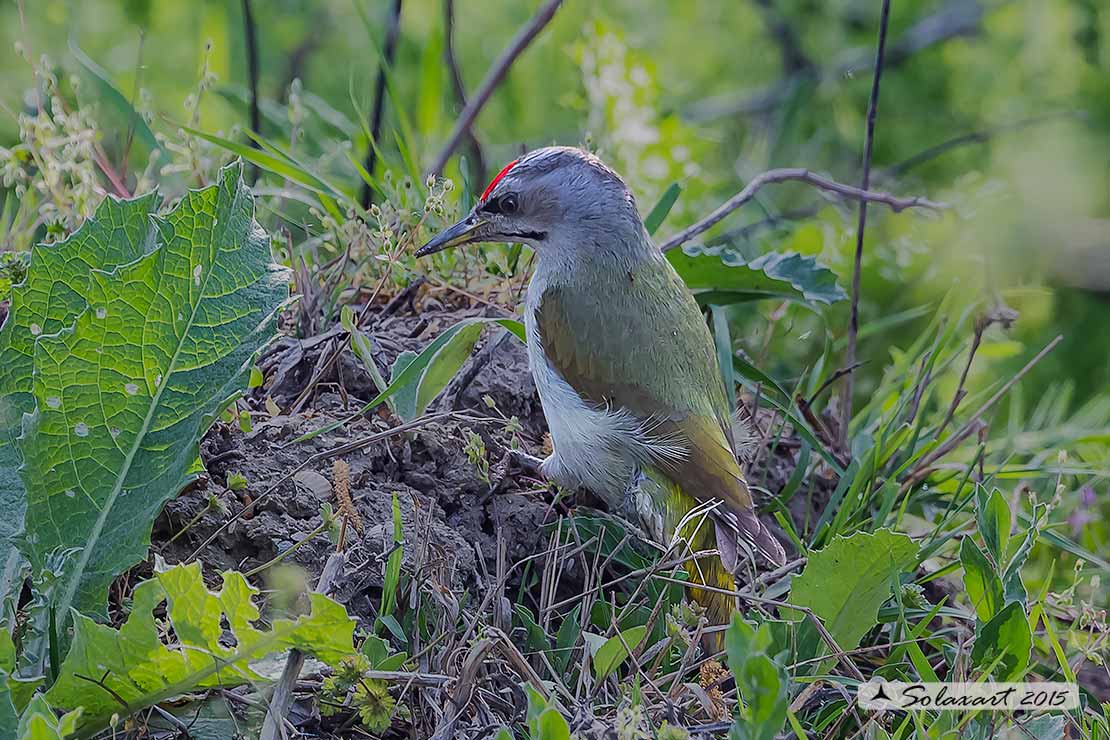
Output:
[884, 110, 1085, 177]
[360, 0, 404, 208]
[658, 168, 943, 252]
[703, 111, 1082, 250]
[428, 0, 564, 176]
[840, 0, 892, 448]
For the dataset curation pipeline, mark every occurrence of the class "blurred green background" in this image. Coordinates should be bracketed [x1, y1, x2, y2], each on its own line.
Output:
[1, 0, 1107, 561]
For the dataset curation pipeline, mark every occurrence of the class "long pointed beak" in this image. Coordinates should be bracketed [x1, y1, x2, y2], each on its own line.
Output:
[415, 214, 487, 257]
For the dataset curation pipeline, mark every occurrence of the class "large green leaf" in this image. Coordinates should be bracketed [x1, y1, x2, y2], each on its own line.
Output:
[970, 601, 1031, 680]
[789, 529, 918, 668]
[44, 562, 355, 735]
[668, 243, 846, 305]
[0, 629, 16, 740]
[0, 193, 160, 602]
[16, 162, 289, 622]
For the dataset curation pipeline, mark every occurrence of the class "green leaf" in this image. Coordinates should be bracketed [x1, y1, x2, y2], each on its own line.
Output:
[380, 492, 404, 621]
[0, 192, 159, 602]
[976, 487, 1011, 565]
[43, 562, 355, 734]
[15, 162, 290, 623]
[592, 625, 647, 680]
[525, 684, 548, 726]
[360, 633, 407, 671]
[711, 305, 736, 414]
[789, 529, 917, 668]
[1001, 508, 1042, 607]
[411, 322, 484, 420]
[668, 244, 846, 305]
[15, 696, 80, 740]
[536, 709, 571, 740]
[514, 604, 549, 656]
[554, 605, 582, 675]
[0, 628, 16, 740]
[298, 317, 525, 440]
[961, 536, 1004, 622]
[970, 601, 1031, 680]
[644, 182, 681, 235]
[341, 306, 393, 411]
[389, 350, 420, 421]
[725, 614, 788, 740]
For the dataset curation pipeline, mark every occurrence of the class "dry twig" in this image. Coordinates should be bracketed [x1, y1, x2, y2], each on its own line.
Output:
[906, 334, 1062, 481]
[443, 0, 487, 185]
[658, 168, 943, 252]
[428, 0, 564, 175]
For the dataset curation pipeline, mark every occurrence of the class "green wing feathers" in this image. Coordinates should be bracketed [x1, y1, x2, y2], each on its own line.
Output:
[534, 255, 785, 567]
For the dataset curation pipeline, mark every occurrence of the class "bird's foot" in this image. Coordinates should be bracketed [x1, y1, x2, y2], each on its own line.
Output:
[507, 449, 547, 478]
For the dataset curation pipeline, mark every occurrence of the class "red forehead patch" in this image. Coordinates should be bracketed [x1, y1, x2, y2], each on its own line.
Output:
[480, 159, 519, 202]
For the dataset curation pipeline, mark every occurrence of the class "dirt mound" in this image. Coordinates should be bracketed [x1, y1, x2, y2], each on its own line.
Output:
[153, 305, 552, 629]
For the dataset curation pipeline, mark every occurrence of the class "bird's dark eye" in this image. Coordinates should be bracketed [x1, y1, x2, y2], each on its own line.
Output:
[498, 193, 519, 214]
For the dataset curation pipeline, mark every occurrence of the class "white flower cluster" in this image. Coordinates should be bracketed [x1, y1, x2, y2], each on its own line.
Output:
[0, 48, 101, 241]
[160, 40, 228, 181]
[421, 174, 454, 220]
[577, 22, 698, 208]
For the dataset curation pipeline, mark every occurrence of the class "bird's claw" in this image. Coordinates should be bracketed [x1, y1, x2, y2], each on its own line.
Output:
[507, 449, 547, 477]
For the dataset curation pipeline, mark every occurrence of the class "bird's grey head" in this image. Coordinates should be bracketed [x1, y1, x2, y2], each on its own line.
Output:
[416, 147, 650, 265]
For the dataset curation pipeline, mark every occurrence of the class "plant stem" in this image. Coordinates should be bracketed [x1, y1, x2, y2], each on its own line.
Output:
[240, 0, 261, 183]
[360, 0, 404, 208]
[839, 0, 892, 449]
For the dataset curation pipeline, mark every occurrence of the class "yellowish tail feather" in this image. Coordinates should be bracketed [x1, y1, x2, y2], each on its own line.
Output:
[641, 472, 783, 626]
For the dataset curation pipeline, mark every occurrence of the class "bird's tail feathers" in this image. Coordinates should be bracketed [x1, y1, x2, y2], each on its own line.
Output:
[715, 508, 786, 569]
